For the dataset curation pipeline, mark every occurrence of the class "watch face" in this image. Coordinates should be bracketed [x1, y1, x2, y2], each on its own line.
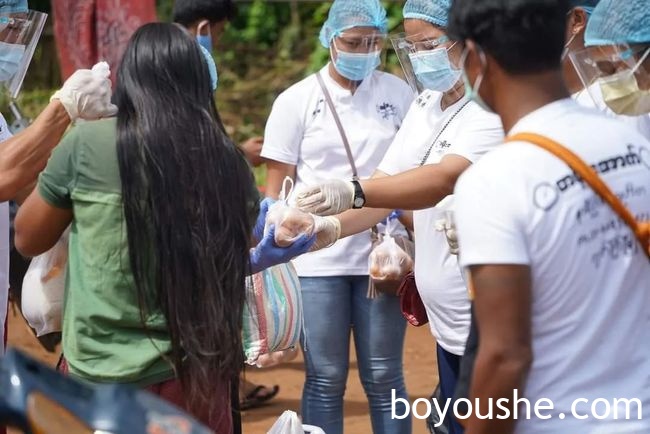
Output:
[354, 197, 364, 208]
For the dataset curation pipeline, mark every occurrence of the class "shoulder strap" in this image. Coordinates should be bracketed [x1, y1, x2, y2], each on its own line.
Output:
[506, 132, 649, 260]
[316, 71, 359, 180]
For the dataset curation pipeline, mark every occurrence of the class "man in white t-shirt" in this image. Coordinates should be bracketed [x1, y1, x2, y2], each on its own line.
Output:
[561, 0, 650, 138]
[448, 0, 650, 433]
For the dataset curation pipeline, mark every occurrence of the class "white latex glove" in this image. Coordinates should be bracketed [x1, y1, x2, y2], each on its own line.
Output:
[50, 62, 118, 121]
[435, 217, 459, 255]
[310, 215, 341, 252]
[295, 179, 355, 216]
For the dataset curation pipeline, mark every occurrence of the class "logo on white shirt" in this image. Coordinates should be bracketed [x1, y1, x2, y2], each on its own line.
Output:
[377, 102, 397, 120]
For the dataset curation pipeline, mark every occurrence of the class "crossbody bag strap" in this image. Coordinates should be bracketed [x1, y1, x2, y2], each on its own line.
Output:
[316, 71, 359, 180]
[506, 132, 649, 260]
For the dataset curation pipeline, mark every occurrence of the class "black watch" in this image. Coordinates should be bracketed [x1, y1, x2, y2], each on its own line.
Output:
[351, 179, 366, 209]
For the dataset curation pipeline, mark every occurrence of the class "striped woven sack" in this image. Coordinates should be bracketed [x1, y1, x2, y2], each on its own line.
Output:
[242, 262, 303, 365]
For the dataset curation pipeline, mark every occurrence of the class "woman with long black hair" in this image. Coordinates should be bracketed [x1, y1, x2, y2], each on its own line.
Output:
[14, 23, 259, 432]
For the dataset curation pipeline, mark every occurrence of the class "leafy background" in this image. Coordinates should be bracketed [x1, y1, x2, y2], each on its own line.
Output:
[4, 1, 407, 182]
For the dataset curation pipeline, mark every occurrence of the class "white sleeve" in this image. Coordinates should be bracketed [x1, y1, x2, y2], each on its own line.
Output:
[449, 107, 504, 164]
[454, 157, 531, 267]
[261, 89, 305, 165]
[377, 122, 413, 176]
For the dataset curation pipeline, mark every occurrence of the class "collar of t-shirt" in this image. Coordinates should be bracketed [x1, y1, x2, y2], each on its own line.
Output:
[319, 64, 374, 102]
[509, 98, 578, 136]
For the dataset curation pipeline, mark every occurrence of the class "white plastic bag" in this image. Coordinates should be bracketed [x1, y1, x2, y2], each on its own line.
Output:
[21, 228, 70, 336]
[265, 177, 315, 247]
[267, 411, 325, 434]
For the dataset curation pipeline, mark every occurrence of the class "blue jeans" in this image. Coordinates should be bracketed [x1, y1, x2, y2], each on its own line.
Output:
[437, 344, 465, 434]
[299, 276, 411, 434]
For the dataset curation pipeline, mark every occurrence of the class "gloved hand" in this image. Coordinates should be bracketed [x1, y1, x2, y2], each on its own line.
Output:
[253, 197, 276, 243]
[435, 216, 459, 255]
[249, 225, 316, 274]
[310, 215, 341, 252]
[295, 179, 355, 216]
[50, 62, 118, 122]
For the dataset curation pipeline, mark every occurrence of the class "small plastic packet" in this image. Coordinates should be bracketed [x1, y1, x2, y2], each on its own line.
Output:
[265, 177, 315, 247]
[368, 219, 414, 296]
[254, 347, 299, 368]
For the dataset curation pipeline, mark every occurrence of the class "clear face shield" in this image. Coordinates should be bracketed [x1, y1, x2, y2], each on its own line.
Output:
[391, 32, 464, 99]
[330, 29, 386, 84]
[0, 7, 47, 99]
[570, 44, 650, 116]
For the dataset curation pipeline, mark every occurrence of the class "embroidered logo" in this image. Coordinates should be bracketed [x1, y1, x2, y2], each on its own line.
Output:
[377, 102, 397, 120]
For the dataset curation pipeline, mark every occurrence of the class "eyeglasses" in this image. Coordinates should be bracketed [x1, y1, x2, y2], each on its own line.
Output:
[336, 33, 386, 53]
[396, 35, 452, 54]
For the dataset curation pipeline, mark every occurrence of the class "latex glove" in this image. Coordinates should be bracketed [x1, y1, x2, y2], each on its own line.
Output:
[310, 215, 341, 252]
[253, 197, 276, 243]
[295, 179, 355, 216]
[50, 62, 118, 121]
[435, 218, 459, 255]
[250, 225, 316, 274]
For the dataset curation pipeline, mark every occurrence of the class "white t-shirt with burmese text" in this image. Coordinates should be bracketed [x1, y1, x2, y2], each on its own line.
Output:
[455, 99, 650, 434]
[261, 65, 413, 277]
[378, 90, 503, 355]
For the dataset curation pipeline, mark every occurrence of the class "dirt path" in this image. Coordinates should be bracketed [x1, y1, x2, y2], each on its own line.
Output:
[7, 305, 438, 433]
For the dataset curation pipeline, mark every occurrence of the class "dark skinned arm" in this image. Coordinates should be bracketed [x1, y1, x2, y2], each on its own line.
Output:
[465, 264, 533, 434]
[0, 101, 70, 201]
[15, 190, 72, 257]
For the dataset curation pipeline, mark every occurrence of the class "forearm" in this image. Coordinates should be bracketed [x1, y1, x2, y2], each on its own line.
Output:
[360, 164, 456, 210]
[0, 101, 70, 201]
[337, 207, 391, 238]
[265, 160, 296, 200]
[465, 346, 531, 434]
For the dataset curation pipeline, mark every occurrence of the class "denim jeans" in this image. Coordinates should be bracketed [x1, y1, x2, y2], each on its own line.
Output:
[299, 275, 411, 434]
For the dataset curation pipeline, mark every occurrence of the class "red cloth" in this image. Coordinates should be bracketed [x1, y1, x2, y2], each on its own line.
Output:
[52, 0, 157, 83]
[57, 358, 232, 434]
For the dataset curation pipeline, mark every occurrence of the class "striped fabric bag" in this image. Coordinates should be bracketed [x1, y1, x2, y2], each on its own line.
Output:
[242, 262, 303, 365]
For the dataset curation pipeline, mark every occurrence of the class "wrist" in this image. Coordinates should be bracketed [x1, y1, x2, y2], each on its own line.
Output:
[351, 179, 365, 209]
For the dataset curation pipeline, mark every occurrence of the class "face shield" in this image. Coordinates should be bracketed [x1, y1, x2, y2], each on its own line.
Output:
[330, 29, 386, 83]
[391, 32, 464, 98]
[0, 7, 47, 98]
[570, 44, 650, 116]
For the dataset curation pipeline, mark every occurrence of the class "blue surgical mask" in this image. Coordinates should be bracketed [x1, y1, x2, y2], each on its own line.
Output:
[409, 45, 461, 92]
[0, 41, 25, 82]
[198, 44, 218, 91]
[331, 43, 381, 81]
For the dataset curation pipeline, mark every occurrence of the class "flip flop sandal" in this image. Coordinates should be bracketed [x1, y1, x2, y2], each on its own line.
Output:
[240, 384, 280, 410]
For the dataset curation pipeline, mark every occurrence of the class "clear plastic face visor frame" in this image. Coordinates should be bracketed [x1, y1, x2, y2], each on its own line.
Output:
[330, 31, 387, 86]
[391, 32, 460, 95]
[0, 9, 47, 98]
[569, 44, 650, 106]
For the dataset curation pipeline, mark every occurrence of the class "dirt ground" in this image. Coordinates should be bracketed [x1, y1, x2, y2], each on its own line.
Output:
[6, 304, 439, 434]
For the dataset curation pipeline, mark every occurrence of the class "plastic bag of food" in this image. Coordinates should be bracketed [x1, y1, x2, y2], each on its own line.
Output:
[368, 220, 413, 296]
[254, 347, 299, 368]
[243, 262, 303, 365]
[265, 177, 315, 247]
[21, 228, 70, 337]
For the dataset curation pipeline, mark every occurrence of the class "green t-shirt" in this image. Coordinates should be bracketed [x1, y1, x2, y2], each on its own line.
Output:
[39, 118, 174, 386]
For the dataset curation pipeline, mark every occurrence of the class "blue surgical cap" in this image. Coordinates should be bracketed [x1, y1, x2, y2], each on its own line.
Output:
[403, 0, 451, 28]
[585, 0, 650, 46]
[0, 0, 28, 14]
[319, 0, 388, 48]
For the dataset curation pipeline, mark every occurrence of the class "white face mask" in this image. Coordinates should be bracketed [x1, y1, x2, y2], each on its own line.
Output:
[0, 41, 25, 82]
[599, 48, 650, 116]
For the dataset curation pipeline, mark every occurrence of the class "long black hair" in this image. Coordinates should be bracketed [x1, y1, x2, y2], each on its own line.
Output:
[113, 23, 255, 406]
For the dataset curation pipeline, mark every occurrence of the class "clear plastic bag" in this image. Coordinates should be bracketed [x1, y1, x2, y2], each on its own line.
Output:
[368, 219, 414, 296]
[265, 177, 315, 247]
[254, 347, 299, 368]
[21, 228, 70, 336]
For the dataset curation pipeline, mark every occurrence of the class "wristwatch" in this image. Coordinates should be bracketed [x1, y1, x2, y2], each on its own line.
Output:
[351, 180, 366, 209]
